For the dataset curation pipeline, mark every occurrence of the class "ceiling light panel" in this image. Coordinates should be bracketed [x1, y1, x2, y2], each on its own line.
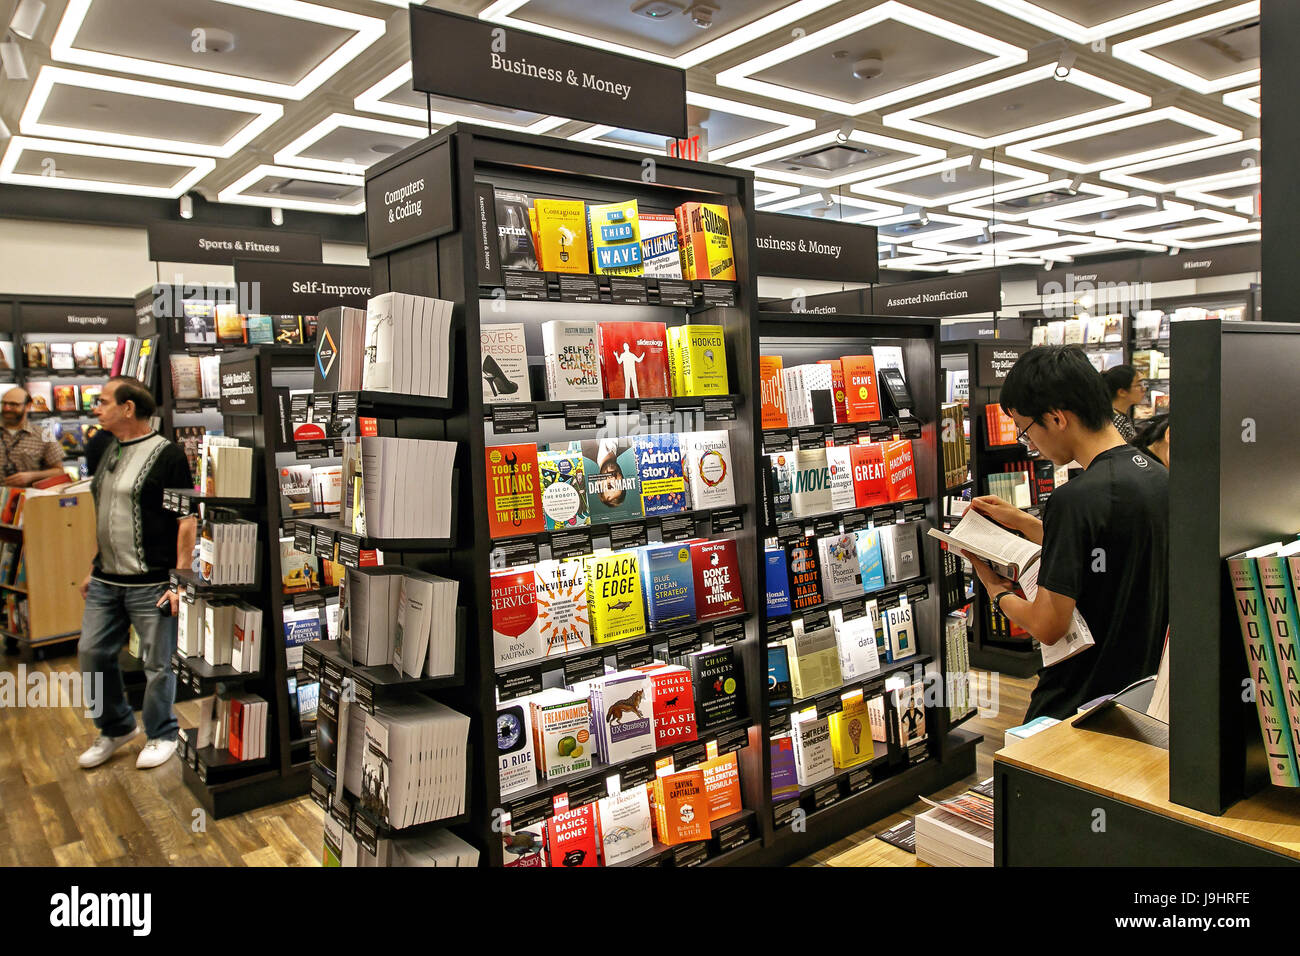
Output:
[1160, 229, 1259, 249]
[20, 65, 282, 159]
[1223, 85, 1260, 118]
[851, 210, 986, 244]
[852, 155, 1047, 207]
[943, 256, 1043, 273]
[758, 192, 899, 220]
[0, 135, 214, 198]
[217, 164, 364, 214]
[1027, 194, 1175, 234]
[968, 0, 1223, 44]
[754, 180, 803, 206]
[50, 0, 385, 100]
[714, 1, 1026, 116]
[947, 179, 1126, 222]
[912, 222, 1059, 255]
[1111, 2, 1260, 95]
[1093, 205, 1248, 243]
[690, 93, 816, 161]
[1004, 106, 1241, 173]
[731, 128, 945, 188]
[883, 65, 1150, 149]
[1175, 170, 1259, 211]
[273, 114, 430, 175]
[1100, 138, 1260, 193]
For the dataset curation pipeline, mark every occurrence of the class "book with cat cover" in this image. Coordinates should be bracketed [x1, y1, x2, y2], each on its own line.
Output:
[690, 539, 744, 621]
[538, 449, 588, 530]
[790, 447, 832, 518]
[818, 533, 864, 602]
[639, 212, 682, 279]
[850, 443, 890, 508]
[580, 438, 642, 523]
[829, 690, 875, 768]
[640, 542, 695, 629]
[682, 430, 736, 511]
[765, 546, 791, 617]
[496, 700, 538, 797]
[791, 710, 834, 786]
[598, 785, 654, 865]
[599, 321, 671, 400]
[534, 558, 591, 656]
[634, 432, 687, 517]
[855, 528, 887, 593]
[534, 199, 591, 274]
[542, 320, 602, 400]
[770, 736, 799, 800]
[787, 536, 822, 611]
[588, 199, 643, 276]
[759, 355, 788, 429]
[480, 323, 531, 404]
[883, 439, 919, 502]
[688, 645, 745, 731]
[544, 801, 600, 867]
[584, 550, 646, 644]
[495, 189, 539, 271]
[485, 443, 544, 537]
[591, 670, 655, 764]
[491, 567, 544, 668]
[652, 767, 711, 845]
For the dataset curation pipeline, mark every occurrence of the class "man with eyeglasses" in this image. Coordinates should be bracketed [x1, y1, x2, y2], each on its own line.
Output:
[0, 386, 66, 488]
[964, 346, 1168, 722]
[76, 376, 196, 771]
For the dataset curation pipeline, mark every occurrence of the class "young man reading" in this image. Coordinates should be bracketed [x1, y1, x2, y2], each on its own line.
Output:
[965, 347, 1168, 721]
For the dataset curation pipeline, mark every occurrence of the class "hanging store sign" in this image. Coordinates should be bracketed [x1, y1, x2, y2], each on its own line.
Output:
[232, 260, 371, 315]
[753, 212, 879, 283]
[147, 221, 321, 266]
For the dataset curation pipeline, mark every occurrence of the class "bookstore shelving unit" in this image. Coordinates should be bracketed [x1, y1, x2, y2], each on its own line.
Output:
[753, 310, 981, 866]
[938, 340, 1041, 679]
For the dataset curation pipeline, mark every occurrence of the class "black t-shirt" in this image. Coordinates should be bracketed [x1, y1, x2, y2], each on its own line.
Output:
[91, 432, 193, 584]
[1026, 444, 1169, 721]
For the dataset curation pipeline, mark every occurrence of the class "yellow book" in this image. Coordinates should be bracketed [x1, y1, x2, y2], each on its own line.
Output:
[583, 550, 646, 644]
[587, 199, 643, 276]
[535, 199, 591, 274]
[679, 202, 736, 282]
[674, 324, 728, 396]
[666, 326, 683, 396]
[829, 691, 875, 768]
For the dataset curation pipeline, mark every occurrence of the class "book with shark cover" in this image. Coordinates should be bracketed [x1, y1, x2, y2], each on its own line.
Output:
[584, 550, 646, 644]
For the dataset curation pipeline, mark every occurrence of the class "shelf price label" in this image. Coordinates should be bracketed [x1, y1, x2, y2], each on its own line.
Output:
[563, 651, 606, 685]
[898, 418, 923, 439]
[871, 506, 898, 526]
[562, 402, 604, 431]
[906, 583, 929, 603]
[764, 432, 793, 455]
[495, 538, 540, 569]
[831, 425, 858, 445]
[710, 508, 743, 535]
[549, 527, 592, 561]
[310, 774, 330, 811]
[564, 776, 607, 810]
[352, 813, 379, 856]
[293, 523, 314, 554]
[672, 740, 707, 770]
[659, 513, 696, 544]
[667, 631, 703, 658]
[715, 819, 752, 852]
[607, 277, 648, 305]
[841, 511, 868, 534]
[609, 521, 649, 551]
[709, 619, 746, 646]
[490, 405, 539, 436]
[312, 526, 335, 557]
[698, 281, 736, 308]
[614, 639, 654, 670]
[847, 766, 874, 794]
[816, 695, 843, 719]
[811, 781, 841, 810]
[637, 399, 674, 425]
[775, 522, 802, 545]
[795, 427, 826, 450]
[773, 798, 798, 829]
[903, 501, 928, 521]
[673, 842, 708, 867]
[618, 758, 656, 790]
[654, 279, 693, 307]
[506, 792, 553, 829]
[840, 598, 868, 621]
[866, 422, 893, 442]
[496, 667, 543, 703]
[703, 397, 736, 422]
[557, 274, 600, 303]
[354, 677, 375, 714]
[712, 726, 748, 757]
[768, 707, 791, 734]
[812, 516, 839, 539]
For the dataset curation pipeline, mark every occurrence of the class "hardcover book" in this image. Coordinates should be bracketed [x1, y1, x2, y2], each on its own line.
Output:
[883, 439, 919, 502]
[588, 199, 644, 276]
[791, 711, 834, 786]
[892, 680, 927, 745]
[768, 452, 794, 524]
[542, 320, 602, 400]
[689, 645, 745, 731]
[79, 385, 101, 414]
[879, 522, 922, 583]
[690, 539, 745, 621]
[683, 430, 736, 510]
[770, 736, 799, 800]
[598, 786, 654, 865]
[592, 670, 655, 763]
[886, 598, 915, 661]
[24, 342, 48, 368]
[530, 689, 595, 781]
[700, 752, 743, 821]
[640, 664, 698, 748]
[670, 324, 728, 396]
[598, 322, 671, 400]
[580, 438, 642, 523]
[787, 536, 823, 611]
[634, 432, 687, 517]
[677, 202, 736, 281]
[485, 443, 545, 537]
[832, 605, 880, 682]
[53, 385, 79, 413]
[759, 355, 788, 429]
[790, 448, 832, 518]
[818, 358, 849, 422]
[849, 443, 890, 508]
[818, 533, 864, 602]
[584, 550, 646, 644]
[640, 543, 696, 629]
[495, 189, 539, 271]
[480, 323, 532, 404]
[491, 568, 544, 668]
[829, 691, 875, 768]
[544, 801, 600, 867]
[49, 342, 74, 370]
[639, 213, 682, 278]
[652, 768, 711, 845]
[788, 619, 844, 700]
[538, 449, 588, 530]
[841, 355, 881, 422]
[534, 198, 591, 274]
[216, 305, 246, 344]
[855, 528, 886, 592]
[765, 546, 792, 617]
[497, 701, 538, 797]
[534, 558, 591, 656]
[278, 464, 314, 517]
[768, 643, 793, 709]
[72, 341, 100, 368]
[824, 446, 857, 512]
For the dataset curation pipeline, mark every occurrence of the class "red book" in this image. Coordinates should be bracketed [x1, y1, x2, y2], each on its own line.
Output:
[485, 443, 545, 537]
[636, 664, 699, 748]
[882, 439, 918, 502]
[986, 403, 1018, 446]
[689, 539, 745, 621]
[849, 444, 890, 508]
[598, 322, 671, 399]
[228, 698, 244, 761]
[818, 359, 848, 423]
[759, 355, 787, 429]
[840, 355, 881, 422]
[544, 802, 600, 867]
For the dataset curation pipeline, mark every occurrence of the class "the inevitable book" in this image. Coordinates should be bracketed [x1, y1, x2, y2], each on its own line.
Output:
[534, 558, 592, 656]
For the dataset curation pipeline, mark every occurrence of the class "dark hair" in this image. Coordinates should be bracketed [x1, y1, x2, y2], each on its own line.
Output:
[998, 346, 1113, 432]
[1133, 414, 1170, 451]
[1102, 364, 1138, 398]
[106, 376, 156, 419]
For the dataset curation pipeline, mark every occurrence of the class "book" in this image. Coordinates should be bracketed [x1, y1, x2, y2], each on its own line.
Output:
[690, 539, 745, 621]
[244, 315, 274, 344]
[641, 664, 698, 748]
[879, 522, 922, 583]
[281, 606, 320, 669]
[682, 430, 736, 510]
[985, 403, 1019, 446]
[537, 449, 588, 530]
[49, 342, 74, 370]
[850, 443, 890, 508]
[885, 597, 915, 661]
[634, 432, 687, 517]
[534, 558, 591, 656]
[541, 320, 602, 400]
[588, 199, 643, 276]
[768, 643, 793, 709]
[818, 533, 864, 602]
[670, 324, 728, 396]
[830, 690, 875, 768]
[497, 700, 538, 797]
[824, 446, 857, 512]
[279, 539, 319, 594]
[787, 618, 843, 699]
[277, 464, 314, 517]
[53, 385, 79, 413]
[688, 645, 745, 731]
[584, 550, 646, 644]
[770, 736, 799, 800]
[534, 198, 591, 273]
[530, 689, 594, 781]
[313, 306, 367, 392]
[599, 321, 671, 400]
[893, 681, 927, 745]
[841, 355, 881, 422]
[818, 359, 849, 423]
[216, 305, 246, 344]
[677, 202, 736, 281]
[790, 448, 832, 518]
[640, 543, 696, 629]
[883, 439, 918, 501]
[494, 189, 539, 270]
[700, 752, 743, 821]
[927, 508, 1040, 581]
[833, 604, 880, 682]
[759, 355, 788, 429]
[590, 670, 655, 764]
[79, 384, 102, 414]
[491, 568, 543, 668]
[501, 817, 546, 867]
[598, 786, 654, 865]
[26, 382, 52, 413]
[639, 213, 682, 279]
[652, 768, 710, 844]
[767, 451, 794, 524]
[787, 536, 822, 611]
[72, 341, 100, 369]
[580, 438, 642, 523]
[480, 323, 532, 404]
[791, 711, 834, 786]
[485, 443, 544, 537]
[24, 342, 48, 369]
[855, 528, 886, 593]
[765, 546, 792, 617]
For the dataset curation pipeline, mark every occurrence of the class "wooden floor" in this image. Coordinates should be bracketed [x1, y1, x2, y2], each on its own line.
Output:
[0, 650, 1031, 867]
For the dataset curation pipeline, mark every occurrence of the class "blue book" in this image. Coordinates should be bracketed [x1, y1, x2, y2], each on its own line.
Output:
[640, 543, 695, 629]
[245, 314, 275, 344]
[855, 528, 886, 593]
[767, 643, 792, 709]
[633, 433, 687, 517]
[765, 546, 791, 616]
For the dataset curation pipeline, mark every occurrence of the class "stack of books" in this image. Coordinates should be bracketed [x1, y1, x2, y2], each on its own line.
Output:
[356, 698, 471, 828]
[914, 790, 994, 866]
[338, 566, 459, 678]
[360, 437, 457, 539]
[196, 693, 269, 761]
[361, 292, 455, 398]
[196, 515, 258, 585]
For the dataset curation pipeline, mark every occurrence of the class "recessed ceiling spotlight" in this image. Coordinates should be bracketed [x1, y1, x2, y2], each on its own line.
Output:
[193, 27, 236, 54]
[1054, 48, 1076, 81]
[9, 0, 45, 41]
[631, 0, 682, 19]
[852, 53, 884, 81]
[0, 34, 28, 81]
[687, 3, 716, 28]
[836, 121, 854, 144]
[271, 206, 284, 226]
[179, 194, 194, 220]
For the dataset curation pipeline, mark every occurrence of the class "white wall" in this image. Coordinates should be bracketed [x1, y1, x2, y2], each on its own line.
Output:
[0, 219, 369, 298]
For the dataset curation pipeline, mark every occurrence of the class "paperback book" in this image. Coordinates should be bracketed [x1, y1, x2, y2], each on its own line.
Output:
[538, 449, 588, 530]
[480, 323, 532, 404]
[541, 320, 602, 400]
[580, 438, 642, 523]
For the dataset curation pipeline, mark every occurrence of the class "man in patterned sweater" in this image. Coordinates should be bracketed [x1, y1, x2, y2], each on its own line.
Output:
[77, 376, 197, 770]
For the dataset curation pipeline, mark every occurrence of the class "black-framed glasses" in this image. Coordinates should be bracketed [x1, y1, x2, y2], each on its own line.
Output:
[1016, 418, 1040, 447]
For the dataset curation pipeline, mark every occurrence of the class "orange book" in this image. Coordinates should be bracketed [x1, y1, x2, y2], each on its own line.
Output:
[759, 355, 788, 429]
[485, 443, 545, 537]
[700, 752, 743, 822]
[840, 355, 881, 422]
[228, 698, 244, 761]
[653, 767, 710, 845]
[986, 404, 1019, 446]
[818, 359, 848, 423]
[882, 439, 919, 502]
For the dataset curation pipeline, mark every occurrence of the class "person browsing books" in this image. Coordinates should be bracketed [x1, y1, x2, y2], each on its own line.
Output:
[1133, 414, 1170, 469]
[0, 386, 66, 487]
[75, 376, 197, 771]
[1102, 365, 1143, 442]
[963, 347, 1168, 722]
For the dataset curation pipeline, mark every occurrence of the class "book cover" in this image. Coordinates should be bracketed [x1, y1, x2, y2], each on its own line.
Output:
[598, 787, 654, 865]
[281, 607, 320, 669]
[673, 325, 729, 396]
[24, 342, 48, 369]
[640, 543, 696, 629]
[790, 448, 832, 518]
[491, 568, 544, 668]
[700, 752, 742, 821]
[639, 213, 682, 279]
[49, 342, 74, 370]
[825, 446, 857, 512]
[480, 323, 531, 404]
[841, 355, 881, 422]
[819, 359, 849, 422]
[79, 384, 102, 414]
[768, 643, 793, 709]
[689, 645, 745, 731]
[791, 712, 835, 786]
[789, 620, 843, 700]
[544, 802, 600, 867]
[787, 536, 822, 611]
[678, 202, 736, 281]
[278, 464, 313, 517]
[497, 701, 538, 797]
[759, 355, 788, 429]
[683, 430, 736, 511]
[541, 320, 602, 400]
[653, 768, 710, 845]
[535, 199, 591, 274]
[580, 438, 642, 523]
[829, 691, 875, 768]
[892, 681, 927, 745]
[834, 606, 880, 682]
[768, 451, 794, 524]
[56, 423, 83, 455]
[883, 439, 919, 502]
[850, 443, 890, 508]
[770, 736, 799, 800]
[597, 670, 655, 763]
[818, 533, 863, 602]
[216, 305, 246, 344]
[690, 539, 744, 621]
[531, 691, 594, 781]
[880, 522, 922, 583]
[584, 550, 646, 644]
[279, 540, 319, 594]
[535, 558, 591, 655]
[588, 199, 643, 276]
[245, 314, 274, 344]
[485, 443, 544, 537]
[495, 189, 539, 271]
[538, 449, 588, 530]
[855, 528, 886, 592]
[53, 385, 79, 413]
[501, 818, 546, 867]
[886, 599, 915, 661]
[765, 546, 792, 617]
[634, 432, 687, 517]
[26, 382, 52, 413]
[274, 315, 303, 345]
[72, 341, 100, 369]
[598, 322, 671, 400]
[643, 665, 697, 747]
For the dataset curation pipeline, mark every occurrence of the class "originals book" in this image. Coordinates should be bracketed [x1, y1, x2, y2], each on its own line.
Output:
[690, 539, 745, 621]
[491, 568, 543, 668]
[580, 439, 642, 523]
[634, 432, 687, 517]
[480, 323, 532, 404]
[541, 320, 603, 400]
[682, 430, 736, 510]
[485, 443, 544, 537]
[538, 449, 588, 530]
[599, 321, 671, 400]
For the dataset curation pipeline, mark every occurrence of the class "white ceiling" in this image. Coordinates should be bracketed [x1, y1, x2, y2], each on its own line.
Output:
[0, 0, 1263, 273]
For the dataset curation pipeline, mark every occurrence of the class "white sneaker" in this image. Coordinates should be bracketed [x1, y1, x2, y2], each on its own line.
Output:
[136, 738, 178, 770]
[78, 727, 140, 769]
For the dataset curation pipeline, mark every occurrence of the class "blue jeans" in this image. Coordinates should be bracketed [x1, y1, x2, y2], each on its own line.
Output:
[78, 578, 178, 741]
